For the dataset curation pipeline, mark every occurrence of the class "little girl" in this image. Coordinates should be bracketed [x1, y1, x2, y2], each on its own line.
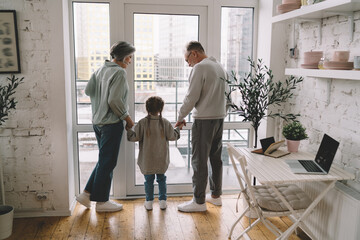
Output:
[127, 96, 181, 210]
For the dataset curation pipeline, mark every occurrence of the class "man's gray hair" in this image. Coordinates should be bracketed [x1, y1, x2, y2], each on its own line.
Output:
[110, 41, 136, 61]
[185, 41, 205, 53]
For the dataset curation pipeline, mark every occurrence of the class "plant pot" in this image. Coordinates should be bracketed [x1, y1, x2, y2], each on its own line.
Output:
[286, 139, 300, 152]
[0, 205, 14, 239]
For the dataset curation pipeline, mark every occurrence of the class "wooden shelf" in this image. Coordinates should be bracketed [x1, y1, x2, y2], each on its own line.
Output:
[272, 0, 360, 23]
[285, 68, 360, 80]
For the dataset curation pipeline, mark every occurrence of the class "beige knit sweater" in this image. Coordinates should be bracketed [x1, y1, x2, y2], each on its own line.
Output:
[127, 115, 180, 175]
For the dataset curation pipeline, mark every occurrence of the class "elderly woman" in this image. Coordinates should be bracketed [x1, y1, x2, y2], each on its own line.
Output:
[76, 41, 135, 212]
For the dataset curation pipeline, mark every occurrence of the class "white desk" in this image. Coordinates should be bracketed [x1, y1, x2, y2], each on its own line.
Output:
[237, 148, 355, 240]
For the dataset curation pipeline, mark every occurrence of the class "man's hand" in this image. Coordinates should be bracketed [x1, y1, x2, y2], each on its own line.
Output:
[175, 120, 186, 130]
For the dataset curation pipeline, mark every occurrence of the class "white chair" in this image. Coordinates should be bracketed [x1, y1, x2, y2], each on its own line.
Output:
[227, 143, 313, 240]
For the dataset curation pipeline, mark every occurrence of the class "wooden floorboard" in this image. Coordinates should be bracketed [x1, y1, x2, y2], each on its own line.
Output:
[8, 194, 311, 240]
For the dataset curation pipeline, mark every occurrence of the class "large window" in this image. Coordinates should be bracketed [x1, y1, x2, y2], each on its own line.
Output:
[73, 2, 110, 125]
[72, 2, 110, 193]
[133, 13, 198, 185]
[71, 1, 256, 196]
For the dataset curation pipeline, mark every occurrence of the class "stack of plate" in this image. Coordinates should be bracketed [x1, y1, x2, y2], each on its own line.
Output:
[301, 51, 323, 69]
[277, 0, 301, 14]
[323, 61, 353, 70]
[324, 51, 353, 70]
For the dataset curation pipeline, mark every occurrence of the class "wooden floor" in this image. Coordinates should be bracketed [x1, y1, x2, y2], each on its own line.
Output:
[8, 195, 310, 240]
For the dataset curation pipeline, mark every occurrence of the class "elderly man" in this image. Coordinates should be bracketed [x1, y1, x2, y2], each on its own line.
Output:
[176, 41, 228, 212]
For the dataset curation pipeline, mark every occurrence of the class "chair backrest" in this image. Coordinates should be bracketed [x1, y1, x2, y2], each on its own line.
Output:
[227, 143, 250, 192]
[227, 143, 259, 208]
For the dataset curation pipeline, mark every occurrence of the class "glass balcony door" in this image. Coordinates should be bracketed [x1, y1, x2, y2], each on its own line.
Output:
[124, 4, 208, 195]
[71, 1, 256, 198]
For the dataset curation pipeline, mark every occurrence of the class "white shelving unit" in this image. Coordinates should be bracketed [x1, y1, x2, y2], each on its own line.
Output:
[285, 68, 360, 80]
[272, 0, 360, 81]
[272, 0, 360, 23]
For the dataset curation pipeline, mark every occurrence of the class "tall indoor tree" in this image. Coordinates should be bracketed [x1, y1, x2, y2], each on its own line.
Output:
[226, 58, 303, 148]
[0, 75, 24, 204]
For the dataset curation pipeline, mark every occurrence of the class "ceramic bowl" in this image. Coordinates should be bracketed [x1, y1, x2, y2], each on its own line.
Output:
[303, 51, 323, 64]
[277, 3, 301, 14]
[282, 0, 301, 4]
[332, 51, 350, 62]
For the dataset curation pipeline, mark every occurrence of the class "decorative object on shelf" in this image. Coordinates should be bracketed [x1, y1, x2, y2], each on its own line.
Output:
[277, 0, 301, 14]
[318, 57, 325, 69]
[333, 51, 350, 62]
[0, 10, 21, 74]
[282, 121, 308, 152]
[307, 0, 314, 5]
[301, 51, 323, 69]
[354, 56, 360, 70]
[0, 74, 23, 240]
[225, 58, 303, 148]
[324, 51, 353, 70]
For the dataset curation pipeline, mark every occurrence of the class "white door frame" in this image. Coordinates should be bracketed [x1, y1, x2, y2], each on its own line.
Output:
[122, 3, 208, 196]
[68, 0, 258, 198]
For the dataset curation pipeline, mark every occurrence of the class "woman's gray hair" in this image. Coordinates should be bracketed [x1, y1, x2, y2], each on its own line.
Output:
[110, 41, 136, 61]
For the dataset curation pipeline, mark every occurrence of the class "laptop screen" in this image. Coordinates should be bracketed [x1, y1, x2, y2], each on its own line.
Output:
[315, 134, 339, 173]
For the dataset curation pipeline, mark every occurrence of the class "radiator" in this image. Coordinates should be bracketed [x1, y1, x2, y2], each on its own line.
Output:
[298, 181, 360, 240]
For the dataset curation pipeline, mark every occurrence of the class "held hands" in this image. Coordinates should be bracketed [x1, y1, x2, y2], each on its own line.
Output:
[125, 115, 134, 131]
[175, 120, 186, 130]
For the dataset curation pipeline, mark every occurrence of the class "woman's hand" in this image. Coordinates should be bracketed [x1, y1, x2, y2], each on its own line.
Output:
[124, 115, 134, 130]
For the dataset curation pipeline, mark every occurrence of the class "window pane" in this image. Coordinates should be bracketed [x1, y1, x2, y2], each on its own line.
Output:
[134, 13, 198, 185]
[77, 132, 114, 196]
[134, 13, 198, 122]
[134, 129, 249, 186]
[221, 7, 253, 122]
[73, 3, 110, 124]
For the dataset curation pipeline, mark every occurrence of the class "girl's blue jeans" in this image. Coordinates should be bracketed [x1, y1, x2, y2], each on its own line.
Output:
[85, 121, 124, 202]
[144, 174, 167, 201]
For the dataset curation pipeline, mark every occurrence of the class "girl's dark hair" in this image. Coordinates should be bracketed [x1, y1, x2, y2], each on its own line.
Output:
[145, 96, 165, 137]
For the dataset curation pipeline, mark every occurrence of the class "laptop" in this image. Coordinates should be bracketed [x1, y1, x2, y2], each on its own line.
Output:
[285, 134, 339, 174]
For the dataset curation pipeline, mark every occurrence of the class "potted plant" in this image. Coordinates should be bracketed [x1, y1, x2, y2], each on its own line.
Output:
[282, 121, 308, 152]
[0, 75, 23, 239]
[226, 58, 303, 148]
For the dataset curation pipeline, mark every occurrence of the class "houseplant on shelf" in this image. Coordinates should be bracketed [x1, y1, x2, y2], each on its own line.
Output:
[226, 58, 303, 148]
[282, 121, 308, 152]
[0, 75, 23, 239]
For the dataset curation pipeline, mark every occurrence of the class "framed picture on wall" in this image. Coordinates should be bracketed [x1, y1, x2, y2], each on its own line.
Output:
[0, 10, 21, 74]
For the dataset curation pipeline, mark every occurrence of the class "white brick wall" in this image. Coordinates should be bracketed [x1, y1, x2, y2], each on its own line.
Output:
[0, 0, 70, 214]
[283, 11, 360, 192]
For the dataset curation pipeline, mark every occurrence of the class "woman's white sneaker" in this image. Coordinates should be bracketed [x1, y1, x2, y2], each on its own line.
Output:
[76, 192, 91, 208]
[96, 201, 123, 212]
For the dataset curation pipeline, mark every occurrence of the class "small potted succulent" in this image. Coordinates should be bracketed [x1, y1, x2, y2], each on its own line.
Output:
[282, 121, 308, 152]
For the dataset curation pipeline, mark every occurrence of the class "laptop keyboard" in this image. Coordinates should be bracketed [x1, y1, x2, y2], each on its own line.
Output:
[298, 160, 323, 172]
